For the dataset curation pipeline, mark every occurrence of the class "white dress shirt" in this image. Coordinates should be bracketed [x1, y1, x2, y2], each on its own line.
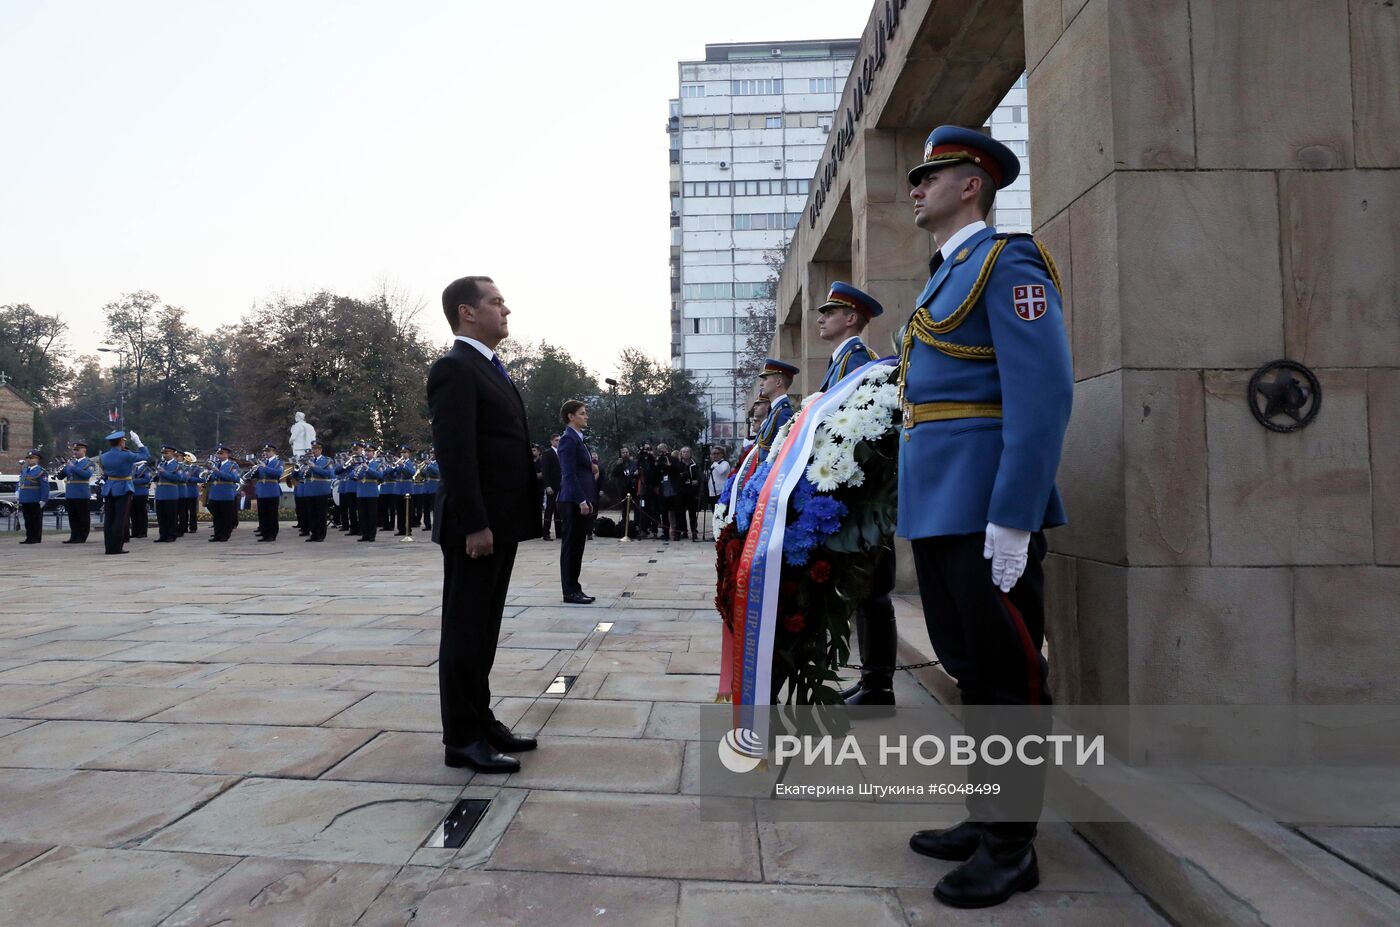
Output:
[939, 220, 988, 262]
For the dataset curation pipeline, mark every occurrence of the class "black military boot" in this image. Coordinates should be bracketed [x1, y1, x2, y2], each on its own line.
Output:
[933, 838, 1038, 909]
[909, 820, 982, 861]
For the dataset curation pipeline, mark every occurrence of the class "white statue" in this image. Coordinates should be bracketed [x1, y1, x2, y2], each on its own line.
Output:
[289, 411, 316, 457]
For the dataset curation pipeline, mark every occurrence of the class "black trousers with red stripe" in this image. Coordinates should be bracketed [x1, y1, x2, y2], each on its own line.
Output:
[911, 531, 1050, 854]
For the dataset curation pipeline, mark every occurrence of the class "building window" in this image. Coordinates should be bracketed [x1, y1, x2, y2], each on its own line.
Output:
[681, 83, 706, 97]
[683, 283, 735, 300]
[809, 77, 837, 93]
[732, 78, 782, 95]
[733, 212, 801, 230]
[784, 179, 810, 195]
[682, 181, 735, 197]
[0, 417, 8, 452]
[817, 115, 833, 133]
[692, 317, 736, 334]
[734, 282, 772, 299]
[764, 115, 783, 129]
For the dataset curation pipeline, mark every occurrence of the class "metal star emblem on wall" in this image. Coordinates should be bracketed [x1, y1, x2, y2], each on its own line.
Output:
[1248, 360, 1321, 433]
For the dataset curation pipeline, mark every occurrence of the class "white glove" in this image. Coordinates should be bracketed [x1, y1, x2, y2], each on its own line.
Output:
[983, 522, 1031, 593]
[128, 430, 143, 447]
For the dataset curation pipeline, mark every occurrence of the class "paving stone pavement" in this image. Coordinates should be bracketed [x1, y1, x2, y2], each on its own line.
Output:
[0, 528, 1169, 925]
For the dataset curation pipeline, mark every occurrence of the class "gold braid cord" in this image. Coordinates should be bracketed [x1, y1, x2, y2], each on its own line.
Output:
[896, 237, 1063, 399]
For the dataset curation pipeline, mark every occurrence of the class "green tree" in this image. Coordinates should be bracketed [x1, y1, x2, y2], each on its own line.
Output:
[48, 356, 112, 452]
[0, 303, 72, 448]
[229, 287, 438, 455]
[501, 339, 599, 447]
[593, 347, 706, 461]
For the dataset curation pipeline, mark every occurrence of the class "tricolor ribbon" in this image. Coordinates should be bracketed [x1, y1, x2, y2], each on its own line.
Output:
[724, 359, 896, 754]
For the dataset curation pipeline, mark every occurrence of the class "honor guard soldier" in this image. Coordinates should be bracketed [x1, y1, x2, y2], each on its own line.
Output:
[130, 459, 152, 539]
[254, 444, 283, 542]
[153, 445, 184, 542]
[422, 448, 439, 532]
[897, 126, 1073, 908]
[810, 282, 898, 709]
[99, 430, 150, 554]
[204, 445, 240, 542]
[753, 359, 799, 461]
[17, 450, 48, 544]
[304, 441, 333, 541]
[61, 442, 95, 544]
[357, 444, 384, 541]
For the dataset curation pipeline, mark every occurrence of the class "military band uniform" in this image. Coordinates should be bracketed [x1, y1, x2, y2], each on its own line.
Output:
[422, 458, 438, 531]
[153, 451, 184, 542]
[129, 464, 151, 539]
[897, 127, 1073, 908]
[255, 451, 284, 541]
[292, 468, 309, 535]
[337, 451, 361, 534]
[62, 451, 94, 544]
[204, 454, 240, 542]
[99, 432, 149, 555]
[17, 456, 48, 544]
[305, 450, 333, 541]
[181, 461, 198, 533]
[358, 455, 383, 541]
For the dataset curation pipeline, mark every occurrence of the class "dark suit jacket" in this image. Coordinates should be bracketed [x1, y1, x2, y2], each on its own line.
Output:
[557, 428, 597, 505]
[427, 340, 542, 546]
[540, 446, 562, 493]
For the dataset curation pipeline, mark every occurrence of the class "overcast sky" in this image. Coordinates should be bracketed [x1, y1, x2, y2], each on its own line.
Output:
[0, 1, 865, 377]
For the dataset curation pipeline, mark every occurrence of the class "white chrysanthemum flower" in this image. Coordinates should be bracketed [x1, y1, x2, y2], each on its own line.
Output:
[714, 503, 730, 528]
[824, 407, 859, 440]
[769, 421, 794, 456]
[807, 457, 841, 492]
[811, 427, 833, 454]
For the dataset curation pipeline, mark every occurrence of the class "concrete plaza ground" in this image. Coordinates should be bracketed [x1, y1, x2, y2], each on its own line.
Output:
[0, 526, 1165, 926]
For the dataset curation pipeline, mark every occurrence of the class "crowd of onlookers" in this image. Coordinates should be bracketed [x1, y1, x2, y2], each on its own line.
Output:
[531, 437, 737, 542]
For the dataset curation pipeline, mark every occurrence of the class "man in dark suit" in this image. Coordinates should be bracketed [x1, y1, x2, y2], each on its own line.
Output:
[556, 400, 597, 604]
[540, 433, 562, 540]
[427, 275, 542, 774]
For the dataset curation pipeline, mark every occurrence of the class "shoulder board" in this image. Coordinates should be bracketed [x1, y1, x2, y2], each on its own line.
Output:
[992, 233, 1063, 294]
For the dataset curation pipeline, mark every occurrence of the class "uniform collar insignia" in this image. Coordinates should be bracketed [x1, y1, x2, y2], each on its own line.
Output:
[955, 248, 970, 262]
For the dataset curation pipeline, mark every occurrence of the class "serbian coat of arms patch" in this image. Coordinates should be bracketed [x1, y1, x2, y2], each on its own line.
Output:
[1012, 284, 1047, 321]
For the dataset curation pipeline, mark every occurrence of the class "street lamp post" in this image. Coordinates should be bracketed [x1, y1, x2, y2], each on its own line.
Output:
[603, 378, 622, 461]
[96, 346, 127, 427]
[214, 408, 234, 447]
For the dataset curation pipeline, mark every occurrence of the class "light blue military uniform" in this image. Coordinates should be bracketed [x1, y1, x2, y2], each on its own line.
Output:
[254, 454, 284, 500]
[17, 461, 47, 504]
[753, 358, 799, 463]
[895, 224, 1072, 538]
[100, 444, 149, 498]
[817, 338, 876, 394]
[154, 456, 184, 502]
[62, 455, 94, 500]
[205, 457, 240, 502]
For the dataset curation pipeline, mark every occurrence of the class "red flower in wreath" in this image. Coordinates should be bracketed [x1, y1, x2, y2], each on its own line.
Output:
[809, 560, 832, 584]
[782, 612, 806, 633]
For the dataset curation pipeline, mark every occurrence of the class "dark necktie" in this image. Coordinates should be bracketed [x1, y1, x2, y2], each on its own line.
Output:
[490, 354, 511, 383]
[929, 250, 946, 275]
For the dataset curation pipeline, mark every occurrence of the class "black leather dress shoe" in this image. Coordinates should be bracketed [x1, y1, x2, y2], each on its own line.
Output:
[444, 740, 521, 773]
[934, 843, 1038, 909]
[562, 592, 593, 605]
[910, 820, 983, 861]
[486, 721, 537, 753]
